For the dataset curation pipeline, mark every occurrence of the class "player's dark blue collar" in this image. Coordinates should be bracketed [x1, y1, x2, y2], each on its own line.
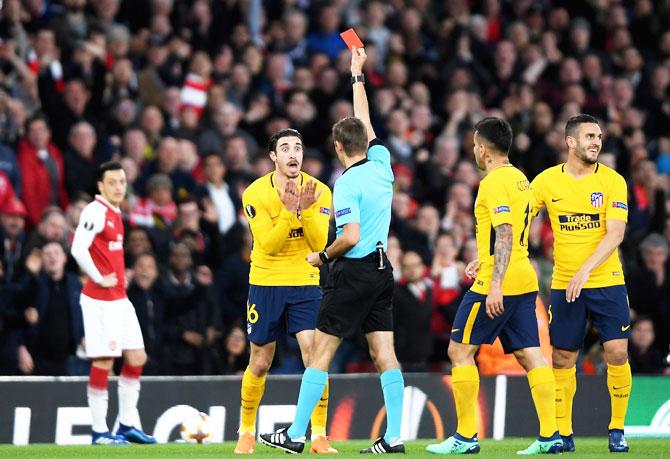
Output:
[270, 172, 304, 188]
[342, 158, 368, 175]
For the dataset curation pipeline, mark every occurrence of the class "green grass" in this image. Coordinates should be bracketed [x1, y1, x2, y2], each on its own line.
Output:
[1, 439, 669, 458]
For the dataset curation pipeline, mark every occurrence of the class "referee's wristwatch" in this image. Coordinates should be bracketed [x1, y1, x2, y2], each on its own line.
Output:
[318, 250, 330, 264]
[351, 74, 365, 85]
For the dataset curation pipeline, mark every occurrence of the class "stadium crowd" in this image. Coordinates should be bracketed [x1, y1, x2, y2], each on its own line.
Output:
[0, 0, 668, 377]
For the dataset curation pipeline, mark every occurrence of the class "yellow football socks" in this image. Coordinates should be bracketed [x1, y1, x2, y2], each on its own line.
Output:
[310, 380, 329, 438]
[453, 364, 479, 439]
[553, 366, 576, 436]
[239, 367, 266, 434]
[528, 366, 558, 438]
[607, 361, 632, 430]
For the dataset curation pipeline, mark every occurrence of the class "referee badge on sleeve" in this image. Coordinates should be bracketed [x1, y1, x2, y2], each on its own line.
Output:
[245, 205, 256, 218]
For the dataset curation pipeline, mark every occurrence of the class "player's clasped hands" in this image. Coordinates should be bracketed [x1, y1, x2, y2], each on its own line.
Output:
[299, 179, 322, 210]
[278, 180, 300, 213]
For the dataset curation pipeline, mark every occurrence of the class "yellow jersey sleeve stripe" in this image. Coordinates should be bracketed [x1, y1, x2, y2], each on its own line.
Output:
[463, 301, 481, 344]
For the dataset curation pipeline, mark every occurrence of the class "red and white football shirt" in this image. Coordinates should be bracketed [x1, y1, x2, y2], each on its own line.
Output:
[71, 195, 126, 301]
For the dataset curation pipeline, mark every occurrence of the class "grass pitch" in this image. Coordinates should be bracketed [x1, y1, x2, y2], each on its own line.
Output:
[0, 438, 668, 457]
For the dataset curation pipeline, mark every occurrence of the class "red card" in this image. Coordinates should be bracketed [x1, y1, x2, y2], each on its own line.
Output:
[340, 28, 364, 50]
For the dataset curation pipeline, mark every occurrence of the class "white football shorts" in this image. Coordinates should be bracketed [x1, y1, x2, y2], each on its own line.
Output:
[80, 294, 145, 358]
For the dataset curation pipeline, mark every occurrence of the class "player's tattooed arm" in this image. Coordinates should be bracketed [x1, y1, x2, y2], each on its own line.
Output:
[491, 223, 513, 284]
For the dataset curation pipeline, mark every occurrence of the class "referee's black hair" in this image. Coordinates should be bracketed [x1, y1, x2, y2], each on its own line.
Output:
[565, 114, 599, 138]
[97, 161, 124, 181]
[268, 128, 303, 153]
[474, 117, 513, 155]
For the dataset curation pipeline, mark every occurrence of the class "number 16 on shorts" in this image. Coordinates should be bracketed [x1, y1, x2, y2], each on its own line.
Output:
[247, 301, 259, 334]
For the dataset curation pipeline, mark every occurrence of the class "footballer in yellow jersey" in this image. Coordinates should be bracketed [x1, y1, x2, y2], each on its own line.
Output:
[234, 129, 336, 455]
[531, 114, 631, 453]
[429, 118, 561, 455]
[243, 170, 331, 287]
[471, 164, 538, 296]
[532, 164, 627, 290]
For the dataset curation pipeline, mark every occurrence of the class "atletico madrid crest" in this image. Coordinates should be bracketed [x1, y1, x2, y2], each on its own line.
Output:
[590, 192, 603, 208]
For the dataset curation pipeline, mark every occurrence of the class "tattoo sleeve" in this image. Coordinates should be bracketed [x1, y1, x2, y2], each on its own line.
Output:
[492, 223, 513, 284]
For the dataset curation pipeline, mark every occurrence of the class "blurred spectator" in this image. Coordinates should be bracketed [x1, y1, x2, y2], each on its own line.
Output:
[158, 242, 219, 375]
[195, 152, 241, 239]
[216, 225, 251, 328]
[393, 251, 433, 372]
[629, 315, 670, 375]
[0, 172, 18, 220]
[386, 235, 403, 281]
[627, 160, 667, 244]
[17, 241, 85, 376]
[0, 198, 29, 284]
[24, 206, 68, 254]
[129, 174, 177, 230]
[137, 137, 197, 198]
[127, 252, 164, 375]
[0, 142, 22, 194]
[218, 322, 249, 375]
[430, 232, 465, 356]
[64, 192, 89, 245]
[628, 234, 670, 354]
[197, 102, 258, 165]
[17, 115, 68, 227]
[172, 196, 219, 268]
[307, 5, 345, 61]
[64, 121, 98, 197]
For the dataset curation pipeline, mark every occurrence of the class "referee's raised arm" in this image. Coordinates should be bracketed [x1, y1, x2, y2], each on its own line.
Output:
[351, 47, 376, 143]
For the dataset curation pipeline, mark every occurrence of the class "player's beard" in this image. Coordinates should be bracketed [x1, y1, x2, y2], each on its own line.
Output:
[575, 142, 599, 165]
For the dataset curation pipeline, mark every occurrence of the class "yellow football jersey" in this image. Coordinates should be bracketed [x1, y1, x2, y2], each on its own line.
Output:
[243, 171, 332, 286]
[472, 165, 538, 295]
[531, 163, 628, 289]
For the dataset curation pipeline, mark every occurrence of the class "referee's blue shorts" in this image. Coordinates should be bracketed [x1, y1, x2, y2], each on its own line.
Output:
[246, 285, 322, 345]
[549, 285, 631, 350]
[450, 290, 540, 353]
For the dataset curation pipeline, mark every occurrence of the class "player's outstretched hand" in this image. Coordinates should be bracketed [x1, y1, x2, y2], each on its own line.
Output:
[278, 180, 300, 213]
[486, 283, 504, 319]
[299, 180, 322, 211]
[99, 273, 118, 288]
[566, 268, 590, 303]
[351, 46, 366, 75]
[465, 259, 479, 279]
[306, 252, 323, 267]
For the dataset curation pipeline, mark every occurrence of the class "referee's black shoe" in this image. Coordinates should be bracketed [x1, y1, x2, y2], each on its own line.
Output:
[259, 427, 305, 454]
[361, 437, 406, 454]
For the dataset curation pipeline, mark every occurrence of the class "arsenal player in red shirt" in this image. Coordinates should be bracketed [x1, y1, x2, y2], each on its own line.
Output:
[71, 162, 156, 445]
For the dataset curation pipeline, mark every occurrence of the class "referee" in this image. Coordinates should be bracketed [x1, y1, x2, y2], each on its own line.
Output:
[260, 47, 406, 455]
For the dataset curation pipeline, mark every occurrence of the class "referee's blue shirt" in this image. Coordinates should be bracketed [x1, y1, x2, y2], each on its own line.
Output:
[333, 139, 394, 258]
